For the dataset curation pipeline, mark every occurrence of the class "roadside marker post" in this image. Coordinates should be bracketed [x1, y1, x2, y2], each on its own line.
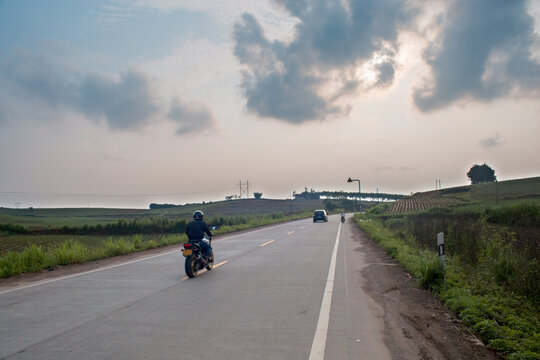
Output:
[437, 232, 446, 284]
[437, 232, 445, 265]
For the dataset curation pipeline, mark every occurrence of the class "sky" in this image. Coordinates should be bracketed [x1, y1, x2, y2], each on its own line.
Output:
[1, 0, 539, 208]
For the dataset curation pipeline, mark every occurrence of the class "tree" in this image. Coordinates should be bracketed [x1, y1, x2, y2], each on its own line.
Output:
[254, 192, 262, 199]
[467, 163, 497, 184]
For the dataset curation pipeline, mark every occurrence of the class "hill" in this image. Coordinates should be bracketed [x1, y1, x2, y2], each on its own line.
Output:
[387, 176, 540, 214]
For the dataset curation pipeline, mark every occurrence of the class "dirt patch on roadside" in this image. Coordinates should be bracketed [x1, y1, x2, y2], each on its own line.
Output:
[351, 224, 501, 360]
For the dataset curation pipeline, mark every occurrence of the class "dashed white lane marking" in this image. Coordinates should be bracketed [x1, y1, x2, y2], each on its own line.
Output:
[287, 231, 295, 235]
[309, 222, 341, 360]
[259, 240, 275, 247]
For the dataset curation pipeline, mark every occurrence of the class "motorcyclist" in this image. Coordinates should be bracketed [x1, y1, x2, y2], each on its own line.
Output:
[185, 210, 214, 263]
[340, 210, 345, 221]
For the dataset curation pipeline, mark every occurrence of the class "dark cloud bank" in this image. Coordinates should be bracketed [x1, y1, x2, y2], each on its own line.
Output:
[233, 0, 540, 123]
[0, 49, 215, 134]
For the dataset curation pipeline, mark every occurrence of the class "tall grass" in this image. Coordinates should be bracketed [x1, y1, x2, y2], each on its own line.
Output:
[0, 235, 185, 278]
[379, 204, 539, 300]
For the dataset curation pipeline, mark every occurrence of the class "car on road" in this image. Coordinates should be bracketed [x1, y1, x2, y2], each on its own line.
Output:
[313, 209, 328, 222]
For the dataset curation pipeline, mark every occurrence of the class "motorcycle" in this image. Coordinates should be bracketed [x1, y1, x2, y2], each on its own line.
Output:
[340, 214, 345, 223]
[182, 235, 214, 278]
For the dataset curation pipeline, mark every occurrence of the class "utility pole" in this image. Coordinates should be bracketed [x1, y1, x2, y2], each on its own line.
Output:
[238, 180, 251, 198]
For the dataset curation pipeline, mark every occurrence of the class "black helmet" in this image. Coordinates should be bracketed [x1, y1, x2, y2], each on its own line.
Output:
[193, 210, 204, 220]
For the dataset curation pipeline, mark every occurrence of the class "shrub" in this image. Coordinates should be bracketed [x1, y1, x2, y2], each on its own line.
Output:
[54, 239, 88, 265]
[21, 245, 48, 272]
[133, 235, 143, 249]
[419, 257, 445, 290]
[384, 217, 406, 231]
[486, 203, 540, 228]
[103, 238, 134, 257]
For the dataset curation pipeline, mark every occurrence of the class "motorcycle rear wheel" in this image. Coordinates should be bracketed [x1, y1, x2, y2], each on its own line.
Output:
[185, 255, 198, 278]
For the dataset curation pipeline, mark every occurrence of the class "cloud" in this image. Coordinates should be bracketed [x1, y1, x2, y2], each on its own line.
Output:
[168, 98, 216, 135]
[1, 48, 79, 110]
[414, 0, 540, 112]
[78, 69, 159, 129]
[0, 48, 216, 135]
[479, 133, 505, 149]
[373, 59, 396, 88]
[233, 0, 416, 123]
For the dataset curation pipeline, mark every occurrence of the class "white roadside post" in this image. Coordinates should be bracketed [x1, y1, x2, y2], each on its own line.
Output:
[437, 232, 446, 284]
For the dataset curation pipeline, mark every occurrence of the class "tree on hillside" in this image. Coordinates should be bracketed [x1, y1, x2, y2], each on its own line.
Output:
[467, 163, 497, 184]
[254, 192, 262, 199]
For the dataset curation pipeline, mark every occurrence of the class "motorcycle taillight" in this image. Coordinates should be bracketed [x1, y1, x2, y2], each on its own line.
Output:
[184, 243, 191, 248]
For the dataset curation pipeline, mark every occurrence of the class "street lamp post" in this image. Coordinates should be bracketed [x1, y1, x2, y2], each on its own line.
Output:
[347, 177, 361, 199]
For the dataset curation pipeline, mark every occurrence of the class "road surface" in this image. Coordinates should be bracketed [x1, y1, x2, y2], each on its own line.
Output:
[0, 215, 493, 359]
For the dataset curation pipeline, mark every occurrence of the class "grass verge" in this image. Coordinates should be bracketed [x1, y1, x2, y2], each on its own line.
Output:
[353, 214, 539, 360]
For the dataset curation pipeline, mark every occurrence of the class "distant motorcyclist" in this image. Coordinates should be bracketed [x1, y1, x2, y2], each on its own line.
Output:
[185, 210, 213, 262]
[340, 211, 345, 222]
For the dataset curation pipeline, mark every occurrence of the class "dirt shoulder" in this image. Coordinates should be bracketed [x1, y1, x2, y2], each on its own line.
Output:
[351, 224, 502, 360]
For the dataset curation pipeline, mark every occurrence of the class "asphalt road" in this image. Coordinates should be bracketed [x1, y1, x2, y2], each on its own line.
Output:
[0, 215, 392, 359]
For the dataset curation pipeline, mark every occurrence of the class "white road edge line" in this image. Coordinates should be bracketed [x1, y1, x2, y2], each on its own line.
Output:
[0, 219, 308, 296]
[0, 249, 180, 296]
[309, 222, 341, 360]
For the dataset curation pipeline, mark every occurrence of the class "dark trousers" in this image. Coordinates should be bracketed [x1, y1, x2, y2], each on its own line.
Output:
[192, 239, 212, 259]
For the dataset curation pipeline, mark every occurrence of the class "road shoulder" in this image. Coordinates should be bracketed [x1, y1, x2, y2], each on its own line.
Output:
[350, 223, 501, 360]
